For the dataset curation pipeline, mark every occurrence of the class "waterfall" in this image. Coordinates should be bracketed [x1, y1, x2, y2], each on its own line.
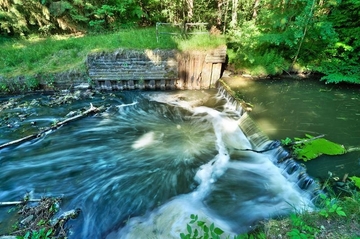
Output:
[106, 88, 319, 239]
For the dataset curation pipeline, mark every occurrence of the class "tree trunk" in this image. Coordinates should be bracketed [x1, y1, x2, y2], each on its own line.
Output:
[185, 0, 194, 20]
[223, 0, 230, 32]
[217, 0, 223, 26]
[291, 0, 316, 67]
[231, 0, 238, 27]
[252, 0, 261, 19]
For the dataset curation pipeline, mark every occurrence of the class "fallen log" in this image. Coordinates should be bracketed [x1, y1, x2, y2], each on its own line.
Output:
[0, 103, 101, 150]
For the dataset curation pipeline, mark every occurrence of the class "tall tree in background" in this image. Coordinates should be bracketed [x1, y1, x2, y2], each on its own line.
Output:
[252, 0, 260, 19]
[230, 0, 238, 27]
[291, 0, 317, 67]
[186, 0, 194, 20]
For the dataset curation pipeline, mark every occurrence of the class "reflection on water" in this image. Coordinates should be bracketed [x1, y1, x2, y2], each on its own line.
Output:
[1, 89, 317, 238]
[224, 76, 360, 179]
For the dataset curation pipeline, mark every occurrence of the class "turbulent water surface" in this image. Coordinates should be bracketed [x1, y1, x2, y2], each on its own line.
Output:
[0, 89, 317, 238]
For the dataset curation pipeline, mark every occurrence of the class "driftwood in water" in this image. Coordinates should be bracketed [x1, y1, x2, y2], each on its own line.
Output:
[0, 103, 101, 150]
[289, 134, 325, 145]
[0, 199, 41, 206]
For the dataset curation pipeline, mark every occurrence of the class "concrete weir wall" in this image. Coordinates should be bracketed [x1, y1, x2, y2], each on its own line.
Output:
[87, 46, 226, 90]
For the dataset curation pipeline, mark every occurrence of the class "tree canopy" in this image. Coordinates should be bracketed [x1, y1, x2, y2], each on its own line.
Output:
[0, 0, 359, 84]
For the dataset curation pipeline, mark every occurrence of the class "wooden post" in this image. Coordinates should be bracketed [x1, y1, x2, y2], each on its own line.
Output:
[178, 57, 186, 90]
[105, 80, 112, 90]
[201, 62, 213, 89]
[188, 56, 195, 90]
[150, 80, 155, 90]
[210, 63, 222, 87]
[128, 80, 135, 90]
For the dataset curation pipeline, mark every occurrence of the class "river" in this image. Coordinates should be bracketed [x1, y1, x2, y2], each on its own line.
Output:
[0, 77, 358, 238]
[223, 76, 360, 180]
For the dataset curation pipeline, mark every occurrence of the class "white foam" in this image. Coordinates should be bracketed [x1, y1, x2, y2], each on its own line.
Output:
[105, 91, 315, 239]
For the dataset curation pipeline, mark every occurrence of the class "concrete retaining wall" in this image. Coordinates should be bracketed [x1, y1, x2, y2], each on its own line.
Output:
[87, 46, 226, 90]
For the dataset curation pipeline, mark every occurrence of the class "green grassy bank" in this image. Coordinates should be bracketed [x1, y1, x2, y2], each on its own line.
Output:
[0, 27, 225, 93]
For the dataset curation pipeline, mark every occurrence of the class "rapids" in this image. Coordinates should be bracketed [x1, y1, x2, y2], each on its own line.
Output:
[0, 89, 317, 238]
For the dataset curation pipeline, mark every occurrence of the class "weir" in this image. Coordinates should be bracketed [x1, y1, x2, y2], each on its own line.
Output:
[87, 46, 226, 90]
[106, 87, 321, 239]
[218, 86, 320, 193]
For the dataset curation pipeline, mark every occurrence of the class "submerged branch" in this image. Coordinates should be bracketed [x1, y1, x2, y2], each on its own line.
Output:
[290, 134, 325, 145]
[347, 147, 360, 153]
[0, 103, 101, 150]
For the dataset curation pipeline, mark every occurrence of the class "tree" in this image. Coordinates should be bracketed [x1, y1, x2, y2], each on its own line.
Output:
[0, 0, 52, 35]
[316, 0, 360, 84]
[226, 0, 339, 75]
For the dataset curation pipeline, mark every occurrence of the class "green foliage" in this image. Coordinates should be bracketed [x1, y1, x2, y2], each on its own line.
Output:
[226, 0, 338, 76]
[177, 34, 226, 51]
[0, 0, 359, 83]
[0, 0, 51, 36]
[318, 194, 347, 218]
[0, 0, 145, 35]
[0, 80, 10, 93]
[229, 39, 276, 75]
[281, 137, 293, 146]
[349, 176, 360, 190]
[180, 214, 266, 239]
[324, 74, 359, 84]
[16, 228, 53, 239]
[315, 0, 360, 84]
[227, 22, 289, 76]
[181, 192, 360, 238]
[25, 77, 40, 90]
[287, 229, 308, 239]
[87, 1, 143, 31]
[283, 134, 347, 161]
[287, 213, 318, 239]
[0, 27, 225, 87]
[180, 214, 225, 239]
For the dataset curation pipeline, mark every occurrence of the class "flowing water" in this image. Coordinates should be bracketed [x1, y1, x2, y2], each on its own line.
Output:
[1, 88, 319, 238]
[224, 77, 360, 180]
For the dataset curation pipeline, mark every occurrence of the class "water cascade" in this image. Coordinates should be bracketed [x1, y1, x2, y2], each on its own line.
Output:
[0, 88, 319, 238]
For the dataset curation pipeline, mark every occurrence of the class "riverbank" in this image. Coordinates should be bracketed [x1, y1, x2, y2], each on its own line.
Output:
[0, 28, 226, 94]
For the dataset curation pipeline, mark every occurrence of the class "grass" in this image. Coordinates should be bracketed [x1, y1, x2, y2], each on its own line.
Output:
[0, 27, 226, 79]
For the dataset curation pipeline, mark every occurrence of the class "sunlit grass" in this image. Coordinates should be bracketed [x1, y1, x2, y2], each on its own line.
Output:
[176, 34, 226, 51]
[0, 27, 225, 79]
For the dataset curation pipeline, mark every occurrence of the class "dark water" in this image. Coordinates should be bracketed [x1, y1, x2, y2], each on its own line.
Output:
[0, 89, 317, 238]
[225, 77, 360, 180]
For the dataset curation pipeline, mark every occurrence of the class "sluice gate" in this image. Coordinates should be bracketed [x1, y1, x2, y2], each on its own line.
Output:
[87, 46, 226, 90]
